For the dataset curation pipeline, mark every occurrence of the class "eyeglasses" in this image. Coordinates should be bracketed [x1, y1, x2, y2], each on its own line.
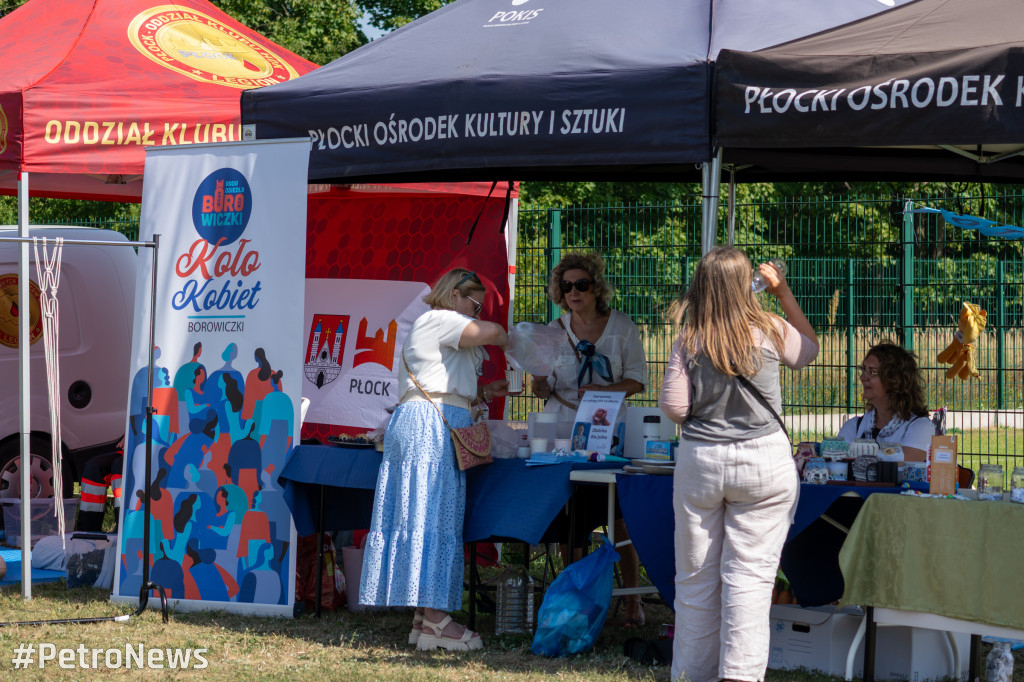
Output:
[455, 271, 479, 289]
[465, 294, 483, 315]
[858, 365, 881, 377]
[560, 278, 593, 294]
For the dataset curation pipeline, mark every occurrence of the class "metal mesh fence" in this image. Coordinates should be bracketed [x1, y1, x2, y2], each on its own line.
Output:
[516, 191, 1024, 476]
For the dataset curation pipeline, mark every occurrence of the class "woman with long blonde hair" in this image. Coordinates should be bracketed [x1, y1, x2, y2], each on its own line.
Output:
[660, 247, 818, 682]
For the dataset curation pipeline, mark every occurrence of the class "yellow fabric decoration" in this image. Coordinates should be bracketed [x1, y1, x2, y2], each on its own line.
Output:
[936, 302, 987, 380]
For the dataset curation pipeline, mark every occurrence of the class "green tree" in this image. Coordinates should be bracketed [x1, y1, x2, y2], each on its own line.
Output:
[359, 0, 446, 32]
[211, 0, 367, 66]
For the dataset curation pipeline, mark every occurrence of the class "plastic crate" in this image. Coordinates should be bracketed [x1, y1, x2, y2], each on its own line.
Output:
[0, 498, 79, 548]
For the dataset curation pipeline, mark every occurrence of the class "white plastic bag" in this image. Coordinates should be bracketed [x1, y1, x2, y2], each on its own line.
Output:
[505, 322, 568, 376]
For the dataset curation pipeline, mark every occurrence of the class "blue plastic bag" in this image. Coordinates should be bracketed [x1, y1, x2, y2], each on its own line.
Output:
[531, 538, 619, 657]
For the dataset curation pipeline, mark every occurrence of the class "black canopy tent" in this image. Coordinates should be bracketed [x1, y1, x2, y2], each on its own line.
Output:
[714, 0, 1024, 182]
[240, 0, 911, 249]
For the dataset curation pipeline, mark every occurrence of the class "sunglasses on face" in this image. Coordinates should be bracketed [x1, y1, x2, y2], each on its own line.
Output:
[465, 294, 483, 315]
[560, 278, 593, 294]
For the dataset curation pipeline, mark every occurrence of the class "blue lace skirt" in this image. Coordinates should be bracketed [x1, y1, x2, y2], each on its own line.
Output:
[359, 400, 470, 610]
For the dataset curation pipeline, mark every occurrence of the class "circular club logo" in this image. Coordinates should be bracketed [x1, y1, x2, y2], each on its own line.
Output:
[0, 274, 43, 348]
[192, 168, 253, 246]
[0, 103, 7, 156]
[128, 6, 300, 89]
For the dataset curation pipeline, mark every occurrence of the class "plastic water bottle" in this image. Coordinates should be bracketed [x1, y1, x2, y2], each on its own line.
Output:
[986, 640, 1014, 682]
[495, 558, 534, 635]
[752, 258, 787, 293]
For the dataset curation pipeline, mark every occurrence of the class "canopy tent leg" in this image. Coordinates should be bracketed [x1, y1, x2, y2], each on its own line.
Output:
[727, 166, 736, 246]
[701, 149, 723, 255]
[17, 172, 30, 600]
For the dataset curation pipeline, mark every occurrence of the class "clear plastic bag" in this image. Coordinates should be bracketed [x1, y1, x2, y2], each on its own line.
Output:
[531, 538, 619, 657]
[505, 322, 568, 376]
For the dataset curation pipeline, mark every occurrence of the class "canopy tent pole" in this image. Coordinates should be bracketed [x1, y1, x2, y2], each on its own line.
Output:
[17, 172, 31, 599]
[727, 165, 736, 246]
[701, 149, 723, 255]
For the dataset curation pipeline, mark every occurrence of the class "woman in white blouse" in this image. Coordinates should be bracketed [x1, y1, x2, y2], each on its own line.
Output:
[531, 251, 648, 627]
[837, 343, 932, 458]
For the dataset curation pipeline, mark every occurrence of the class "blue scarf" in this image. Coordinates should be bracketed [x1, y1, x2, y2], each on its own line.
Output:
[575, 340, 614, 387]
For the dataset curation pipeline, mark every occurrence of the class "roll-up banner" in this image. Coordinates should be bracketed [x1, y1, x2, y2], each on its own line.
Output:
[113, 139, 309, 616]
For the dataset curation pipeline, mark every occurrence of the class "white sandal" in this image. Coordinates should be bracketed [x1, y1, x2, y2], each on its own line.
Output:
[408, 611, 424, 645]
[416, 614, 483, 652]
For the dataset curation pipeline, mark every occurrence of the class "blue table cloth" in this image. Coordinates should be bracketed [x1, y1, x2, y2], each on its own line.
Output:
[617, 476, 919, 608]
[280, 445, 621, 544]
[279, 444, 382, 535]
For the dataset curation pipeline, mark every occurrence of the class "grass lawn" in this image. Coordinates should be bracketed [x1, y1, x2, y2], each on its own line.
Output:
[2, 577, 1023, 681]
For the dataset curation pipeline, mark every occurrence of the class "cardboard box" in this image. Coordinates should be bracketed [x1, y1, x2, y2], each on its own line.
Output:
[768, 604, 970, 680]
[769, 604, 865, 676]
[0, 498, 79, 548]
[643, 439, 674, 461]
[929, 435, 958, 495]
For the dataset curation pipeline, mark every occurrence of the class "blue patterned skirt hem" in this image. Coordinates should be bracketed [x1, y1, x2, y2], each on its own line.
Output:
[359, 400, 470, 610]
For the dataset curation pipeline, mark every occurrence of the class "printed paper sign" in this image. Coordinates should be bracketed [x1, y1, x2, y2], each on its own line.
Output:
[573, 391, 626, 454]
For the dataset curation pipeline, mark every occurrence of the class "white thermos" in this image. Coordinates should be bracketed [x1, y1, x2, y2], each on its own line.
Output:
[642, 414, 661, 454]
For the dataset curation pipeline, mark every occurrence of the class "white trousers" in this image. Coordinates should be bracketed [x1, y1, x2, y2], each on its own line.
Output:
[670, 431, 798, 682]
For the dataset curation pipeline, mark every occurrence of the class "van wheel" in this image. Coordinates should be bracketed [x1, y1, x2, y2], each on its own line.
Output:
[0, 437, 60, 499]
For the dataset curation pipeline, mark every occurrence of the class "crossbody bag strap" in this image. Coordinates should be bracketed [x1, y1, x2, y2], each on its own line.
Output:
[402, 353, 453, 430]
[552, 317, 582, 410]
[734, 373, 789, 439]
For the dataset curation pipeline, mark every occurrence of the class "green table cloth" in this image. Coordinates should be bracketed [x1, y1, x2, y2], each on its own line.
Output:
[839, 493, 1024, 631]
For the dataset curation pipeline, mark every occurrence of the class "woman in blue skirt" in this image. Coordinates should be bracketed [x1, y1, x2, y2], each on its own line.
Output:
[360, 269, 508, 651]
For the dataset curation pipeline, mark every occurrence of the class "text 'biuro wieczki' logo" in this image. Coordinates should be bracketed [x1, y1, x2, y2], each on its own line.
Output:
[127, 6, 300, 89]
[192, 168, 252, 245]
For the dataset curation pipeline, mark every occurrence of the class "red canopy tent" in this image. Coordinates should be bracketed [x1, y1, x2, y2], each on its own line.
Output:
[0, 0, 317, 202]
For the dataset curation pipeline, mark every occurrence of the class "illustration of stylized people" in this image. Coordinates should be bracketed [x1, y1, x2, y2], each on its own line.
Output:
[184, 366, 211, 420]
[126, 348, 168, 455]
[183, 538, 233, 602]
[206, 343, 244, 434]
[149, 557, 185, 600]
[227, 423, 263, 503]
[236, 490, 278, 603]
[572, 423, 589, 451]
[257, 370, 293, 451]
[205, 483, 248, 566]
[164, 409, 218, 490]
[242, 348, 278, 422]
[173, 342, 205, 403]
[118, 468, 170, 592]
[149, 367, 183, 445]
[218, 374, 250, 442]
[161, 493, 201, 564]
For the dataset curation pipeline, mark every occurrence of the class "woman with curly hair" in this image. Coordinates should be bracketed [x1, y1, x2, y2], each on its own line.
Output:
[780, 343, 931, 609]
[531, 251, 648, 627]
[532, 251, 646, 416]
[837, 342, 931, 459]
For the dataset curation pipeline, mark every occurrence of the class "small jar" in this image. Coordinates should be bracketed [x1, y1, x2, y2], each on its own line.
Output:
[977, 464, 1004, 501]
[1011, 466, 1024, 504]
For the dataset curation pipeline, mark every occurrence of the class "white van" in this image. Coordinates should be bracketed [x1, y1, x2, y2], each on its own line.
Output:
[0, 226, 136, 500]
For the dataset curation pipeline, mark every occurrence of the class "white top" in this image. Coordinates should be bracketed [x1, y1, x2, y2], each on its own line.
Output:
[542, 309, 647, 421]
[837, 410, 934, 453]
[398, 309, 481, 403]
